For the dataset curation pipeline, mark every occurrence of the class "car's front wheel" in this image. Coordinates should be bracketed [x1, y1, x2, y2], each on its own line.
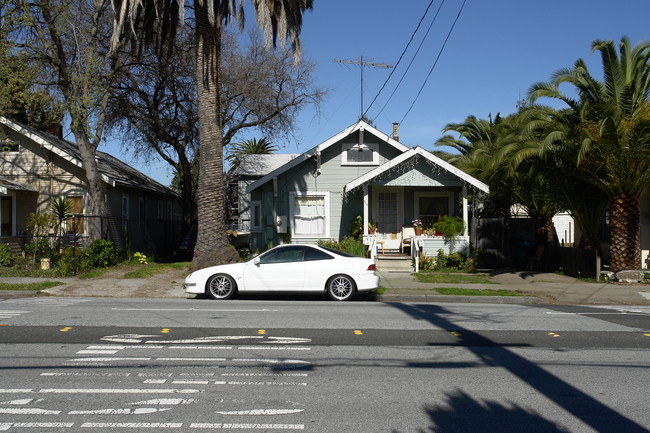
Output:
[327, 274, 356, 301]
[206, 274, 236, 300]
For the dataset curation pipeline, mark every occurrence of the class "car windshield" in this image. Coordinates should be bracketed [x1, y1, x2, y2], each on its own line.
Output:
[319, 246, 356, 258]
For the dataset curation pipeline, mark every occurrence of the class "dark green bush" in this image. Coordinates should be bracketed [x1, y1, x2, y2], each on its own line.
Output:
[0, 244, 13, 266]
[55, 247, 91, 276]
[87, 239, 119, 267]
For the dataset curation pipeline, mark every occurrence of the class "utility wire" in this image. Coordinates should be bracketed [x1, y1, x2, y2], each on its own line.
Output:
[400, 0, 468, 125]
[362, 0, 437, 119]
[375, 0, 446, 119]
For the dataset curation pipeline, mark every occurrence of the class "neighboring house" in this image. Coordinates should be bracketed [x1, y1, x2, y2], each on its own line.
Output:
[0, 116, 181, 256]
[245, 120, 489, 255]
[230, 153, 300, 233]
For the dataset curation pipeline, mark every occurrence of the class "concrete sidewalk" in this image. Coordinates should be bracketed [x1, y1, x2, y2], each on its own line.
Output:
[2, 269, 649, 305]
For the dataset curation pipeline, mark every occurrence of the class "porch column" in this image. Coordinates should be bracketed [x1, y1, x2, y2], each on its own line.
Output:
[462, 185, 468, 237]
[363, 184, 369, 234]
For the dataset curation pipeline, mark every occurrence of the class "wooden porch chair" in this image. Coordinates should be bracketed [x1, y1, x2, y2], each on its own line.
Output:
[400, 227, 416, 254]
[527, 245, 544, 270]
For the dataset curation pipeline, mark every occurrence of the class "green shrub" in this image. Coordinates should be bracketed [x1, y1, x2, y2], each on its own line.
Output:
[55, 247, 91, 276]
[318, 237, 366, 257]
[0, 244, 13, 266]
[417, 249, 475, 272]
[87, 239, 119, 267]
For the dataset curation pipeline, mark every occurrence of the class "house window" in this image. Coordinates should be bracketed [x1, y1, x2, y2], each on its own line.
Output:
[65, 196, 84, 234]
[251, 201, 262, 231]
[290, 192, 329, 238]
[415, 192, 453, 228]
[341, 142, 378, 165]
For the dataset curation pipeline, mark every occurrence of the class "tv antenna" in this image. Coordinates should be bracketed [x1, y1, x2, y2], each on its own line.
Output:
[333, 56, 393, 119]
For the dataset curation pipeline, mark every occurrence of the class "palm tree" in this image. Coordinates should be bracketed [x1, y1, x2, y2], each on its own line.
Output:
[109, 0, 313, 271]
[226, 137, 278, 172]
[528, 37, 650, 271]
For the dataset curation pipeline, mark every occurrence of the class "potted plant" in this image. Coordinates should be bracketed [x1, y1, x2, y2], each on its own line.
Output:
[412, 218, 423, 236]
[368, 221, 377, 235]
[432, 216, 464, 247]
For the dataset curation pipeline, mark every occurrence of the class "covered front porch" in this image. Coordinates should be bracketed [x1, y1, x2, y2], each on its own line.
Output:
[342, 147, 489, 260]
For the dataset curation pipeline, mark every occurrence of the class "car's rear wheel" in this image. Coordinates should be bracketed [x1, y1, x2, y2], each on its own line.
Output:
[327, 274, 356, 301]
[206, 274, 236, 300]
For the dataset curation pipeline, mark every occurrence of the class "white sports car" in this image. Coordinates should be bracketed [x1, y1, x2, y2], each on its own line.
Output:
[184, 244, 379, 301]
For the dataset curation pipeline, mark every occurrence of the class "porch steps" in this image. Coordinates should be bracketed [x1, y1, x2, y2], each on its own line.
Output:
[375, 254, 414, 272]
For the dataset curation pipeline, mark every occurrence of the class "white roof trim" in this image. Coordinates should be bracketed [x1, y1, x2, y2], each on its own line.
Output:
[246, 120, 410, 193]
[344, 146, 489, 193]
[0, 116, 113, 185]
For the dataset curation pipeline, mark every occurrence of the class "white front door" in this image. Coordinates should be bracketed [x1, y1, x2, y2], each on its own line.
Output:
[373, 187, 403, 235]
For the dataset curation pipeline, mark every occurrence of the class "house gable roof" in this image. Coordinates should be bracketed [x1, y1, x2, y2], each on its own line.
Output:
[0, 116, 175, 197]
[246, 120, 409, 193]
[234, 154, 300, 177]
[344, 146, 489, 193]
[0, 175, 38, 194]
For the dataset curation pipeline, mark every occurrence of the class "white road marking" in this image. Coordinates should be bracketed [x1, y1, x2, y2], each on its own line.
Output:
[0, 408, 61, 414]
[81, 423, 182, 428]
[215, 409, 304, 415]
[143, 379, 167, 384]
[0, 390, 33, 394]
[76, 350, 120, 355]
[639, 292, 650, 300]
[41, 372, 131, 377]
[1, 422, 74, 429]
[151, 336, 263, 344]
[69, 408, 171, 415]
[69, 358, 151, 362]
[156, 358, 226, 362]
[38, 389, 200, 394]
[130, 399, 195, 405]
[190, 423, 304, 430]
[0, 399, 35, 405]
[238, 347, 310, 351]
[87, 345, 126, 350]
[101, 334, 161, 344]
[171, 380, 209, 385]
[218, 381, 307, 387]
[265, 337, 311, 344]
[169, 346, 232, 350]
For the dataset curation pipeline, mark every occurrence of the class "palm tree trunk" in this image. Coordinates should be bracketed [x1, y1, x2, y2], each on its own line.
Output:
[608, 193, 641, 272]
[191, 0, 239, 272]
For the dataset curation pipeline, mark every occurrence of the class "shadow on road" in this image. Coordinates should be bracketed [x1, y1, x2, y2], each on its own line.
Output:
[390, 303, 648, 433]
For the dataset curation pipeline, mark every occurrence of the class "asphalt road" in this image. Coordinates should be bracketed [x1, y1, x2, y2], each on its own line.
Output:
[1, 297, 649, 432]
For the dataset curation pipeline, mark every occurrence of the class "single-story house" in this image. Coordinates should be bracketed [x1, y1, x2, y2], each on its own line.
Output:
[245, 120, 489, 257]
[0, 116, 181, 256]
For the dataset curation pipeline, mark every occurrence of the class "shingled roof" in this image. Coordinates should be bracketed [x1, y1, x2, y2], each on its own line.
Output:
[1, 116, 175, 196]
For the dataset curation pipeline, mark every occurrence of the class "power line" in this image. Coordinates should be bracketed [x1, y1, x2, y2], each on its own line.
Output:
[400, 0, 468, 125]
[375, 0, 447, 119]
[362, 0, 438, 119]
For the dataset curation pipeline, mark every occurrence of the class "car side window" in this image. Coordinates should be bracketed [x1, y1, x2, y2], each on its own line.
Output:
[304, 246, 334, 261]
[259, 246, 304, 264]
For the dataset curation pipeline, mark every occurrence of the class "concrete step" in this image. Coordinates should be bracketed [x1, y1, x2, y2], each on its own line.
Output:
[375, 255, 414, 272]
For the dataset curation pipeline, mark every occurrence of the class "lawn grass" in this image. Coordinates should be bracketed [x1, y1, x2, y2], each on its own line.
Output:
[0, 281, 65, 291]
[121, 262, 190, 279]
[414, 273, 495, 284]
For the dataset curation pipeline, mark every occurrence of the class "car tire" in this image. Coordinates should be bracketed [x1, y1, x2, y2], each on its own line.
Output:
[206, 274, 237, 300]
[327, 274, 356, 301]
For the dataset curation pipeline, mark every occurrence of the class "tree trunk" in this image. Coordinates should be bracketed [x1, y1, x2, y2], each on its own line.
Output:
[71, 129, 106, 242]
[608, 193, 641, 272]
[191, 1, 239, 272]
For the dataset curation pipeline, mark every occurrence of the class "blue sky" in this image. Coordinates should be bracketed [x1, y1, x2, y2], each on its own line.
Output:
[101, 0, 650, 185]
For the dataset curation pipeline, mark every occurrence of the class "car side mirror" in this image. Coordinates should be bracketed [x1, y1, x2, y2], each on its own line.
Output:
[253, 257, 260, 266]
